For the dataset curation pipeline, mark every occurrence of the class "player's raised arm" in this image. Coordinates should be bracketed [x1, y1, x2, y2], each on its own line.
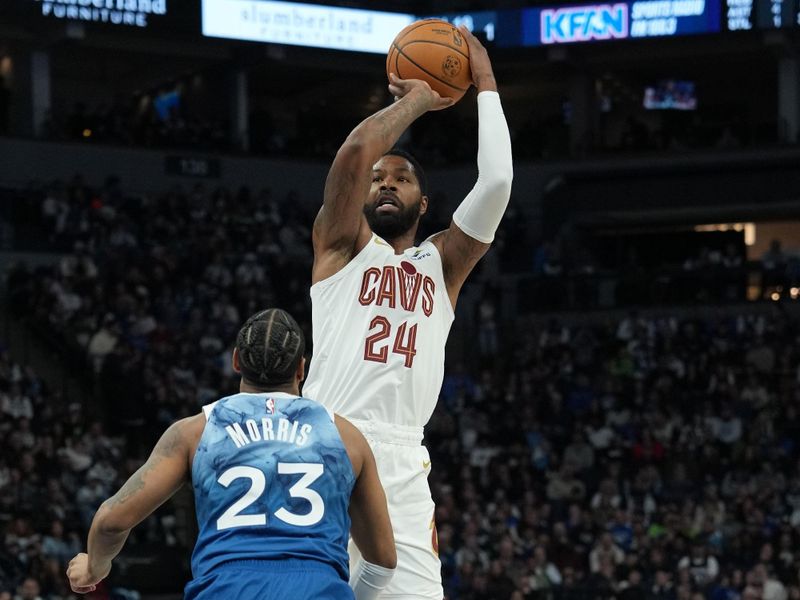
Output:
[66, 415, 203, 594]
[431, 26, 514, 308]
[312, 77, 453, 285]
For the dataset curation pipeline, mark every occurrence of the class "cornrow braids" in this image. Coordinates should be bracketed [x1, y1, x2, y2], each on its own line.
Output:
[235, 308, 305, 388]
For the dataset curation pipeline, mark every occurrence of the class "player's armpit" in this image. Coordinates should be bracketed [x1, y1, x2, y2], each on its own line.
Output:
[430, 224, 491, 310]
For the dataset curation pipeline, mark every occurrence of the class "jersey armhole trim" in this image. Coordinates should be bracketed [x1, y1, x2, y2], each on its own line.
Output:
[325, 407, 335, 423]
[420, 239, 456, 319]
[201, 400, 219, 421]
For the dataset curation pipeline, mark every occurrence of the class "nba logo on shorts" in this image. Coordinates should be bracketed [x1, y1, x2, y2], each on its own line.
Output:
[266, 398, 276, 415]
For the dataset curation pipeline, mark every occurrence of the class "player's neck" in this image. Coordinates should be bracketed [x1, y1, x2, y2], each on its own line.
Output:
[386, 229, 418, 255]
[239, 381, 300, 396]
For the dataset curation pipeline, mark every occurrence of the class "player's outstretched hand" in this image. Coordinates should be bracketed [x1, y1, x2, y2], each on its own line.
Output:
[388, 73, 454, 111]
[458, 25, 497, 93]
[67, 553, 109, 594]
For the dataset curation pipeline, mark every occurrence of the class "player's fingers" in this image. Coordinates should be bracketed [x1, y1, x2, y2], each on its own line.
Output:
[71, 584, 96, 594]
[458, 24, 476, 42]
[388, 84, 404, 97]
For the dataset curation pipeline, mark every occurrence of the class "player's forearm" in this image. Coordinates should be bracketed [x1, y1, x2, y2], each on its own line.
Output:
[345, 89, 431, 160]
[475, 91, 513, 189]
[86, 504, 132, 578]
[452, 91, 513, 243]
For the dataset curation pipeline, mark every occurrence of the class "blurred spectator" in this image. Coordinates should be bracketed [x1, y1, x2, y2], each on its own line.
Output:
[590, 532, 626, 573]
[677, 542, 720, 587]
[13, 577, 42, 600]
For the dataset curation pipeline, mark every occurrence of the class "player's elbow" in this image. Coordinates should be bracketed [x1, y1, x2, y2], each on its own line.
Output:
[358, 536, 397, 570]
[374, 544, 398, 570]
[93, 501, 134, 535]
[335, 136, 375, 171]
[482, 170, 513, 202]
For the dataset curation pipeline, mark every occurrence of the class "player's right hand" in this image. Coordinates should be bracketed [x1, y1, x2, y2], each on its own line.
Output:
[67, 553, 109, 594]
[458, 25, 497, 93]
[388, 73, 454, 111]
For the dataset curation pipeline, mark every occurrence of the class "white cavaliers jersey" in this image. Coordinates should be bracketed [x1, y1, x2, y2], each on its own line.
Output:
[303, 233, 454, 428]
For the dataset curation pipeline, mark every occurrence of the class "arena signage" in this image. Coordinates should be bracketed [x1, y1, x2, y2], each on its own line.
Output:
[524, 0, 719, 44]
[33, 0, 168, 28]
[541, 4, 628, 44]
[201, 0, 414, 54]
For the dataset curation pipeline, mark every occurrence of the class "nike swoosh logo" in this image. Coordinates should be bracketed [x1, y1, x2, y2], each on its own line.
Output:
[422, 460, 431, 469]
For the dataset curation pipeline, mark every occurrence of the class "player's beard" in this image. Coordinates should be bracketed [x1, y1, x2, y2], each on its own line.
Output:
[364, 197, 422, 241]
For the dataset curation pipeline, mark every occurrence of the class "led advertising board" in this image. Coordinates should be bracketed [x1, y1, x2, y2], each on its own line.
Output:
[522, 0, 721, 45]
[201, 0, 414, 53]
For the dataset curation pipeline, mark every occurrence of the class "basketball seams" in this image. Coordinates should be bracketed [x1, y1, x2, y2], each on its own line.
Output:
[394, 45, 401, 80]
[401, 39, 469, 61]
[392, 43, 468, 93]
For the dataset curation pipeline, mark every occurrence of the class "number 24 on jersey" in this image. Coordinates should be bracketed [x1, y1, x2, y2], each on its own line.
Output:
[364, 317, 418, 368]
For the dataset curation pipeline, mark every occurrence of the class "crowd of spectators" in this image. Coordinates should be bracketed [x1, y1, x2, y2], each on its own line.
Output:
[7, 175, 318, 440]
[0, 341, 159, 599]
[427, 309, 800, 599]
[4, 176, 800, 600]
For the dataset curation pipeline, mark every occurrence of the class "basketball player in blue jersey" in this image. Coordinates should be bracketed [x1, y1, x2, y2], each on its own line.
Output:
[303, 26, 513, 599]
[67, 309, 397, 599]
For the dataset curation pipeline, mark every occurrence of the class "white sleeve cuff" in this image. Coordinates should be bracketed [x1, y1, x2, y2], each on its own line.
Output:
[350, 559, 395, 600]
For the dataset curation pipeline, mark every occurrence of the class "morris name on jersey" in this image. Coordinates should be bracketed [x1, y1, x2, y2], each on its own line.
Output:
[225, 416, 313, 449]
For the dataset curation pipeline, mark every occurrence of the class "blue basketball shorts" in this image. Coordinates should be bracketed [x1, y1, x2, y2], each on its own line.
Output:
[185, 559, 354, 600]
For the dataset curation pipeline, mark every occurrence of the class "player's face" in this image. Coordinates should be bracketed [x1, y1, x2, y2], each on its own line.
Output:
[365, 156, 427, 240]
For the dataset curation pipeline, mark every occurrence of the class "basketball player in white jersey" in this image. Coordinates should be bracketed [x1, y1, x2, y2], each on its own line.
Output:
[303, 25, 512, 599]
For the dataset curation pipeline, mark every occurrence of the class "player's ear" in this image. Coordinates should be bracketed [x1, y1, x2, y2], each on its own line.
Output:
[419, 195, 429, 217]
[232, 347, 241, 374]
[296, 357, 306, 384]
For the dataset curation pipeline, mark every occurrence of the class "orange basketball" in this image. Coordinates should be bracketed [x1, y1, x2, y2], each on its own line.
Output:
[387, 19, 471, 103]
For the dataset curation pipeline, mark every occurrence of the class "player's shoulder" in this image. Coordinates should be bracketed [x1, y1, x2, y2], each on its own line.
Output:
[333, 414, 366, 446]
[405, 235, 443, 263]
[332, 414, 367, 471]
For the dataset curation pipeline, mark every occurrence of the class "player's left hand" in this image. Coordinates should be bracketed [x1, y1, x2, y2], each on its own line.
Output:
[458, 25, 497, 93]
[67, 553, 109, 594]
[388, 73, 454, 111]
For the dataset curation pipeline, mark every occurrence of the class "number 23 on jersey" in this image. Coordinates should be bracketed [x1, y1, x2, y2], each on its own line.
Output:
[216, 462, 325, 530]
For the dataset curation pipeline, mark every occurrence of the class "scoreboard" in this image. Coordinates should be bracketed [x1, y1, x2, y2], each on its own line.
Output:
[431, 0, 797, 46]
[724, 0, 800, 30]
[14, 0, 800, 50]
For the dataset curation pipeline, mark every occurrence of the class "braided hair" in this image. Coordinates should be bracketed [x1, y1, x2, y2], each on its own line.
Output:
[235, 308, 305, 388]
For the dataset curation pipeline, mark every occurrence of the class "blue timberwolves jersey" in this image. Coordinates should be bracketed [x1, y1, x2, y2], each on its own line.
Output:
[190, 392, 355, 581]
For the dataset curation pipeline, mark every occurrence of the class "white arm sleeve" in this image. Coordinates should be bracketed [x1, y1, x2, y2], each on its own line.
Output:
[350, 559, 395, 600]
[451, 90, 513, 244]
